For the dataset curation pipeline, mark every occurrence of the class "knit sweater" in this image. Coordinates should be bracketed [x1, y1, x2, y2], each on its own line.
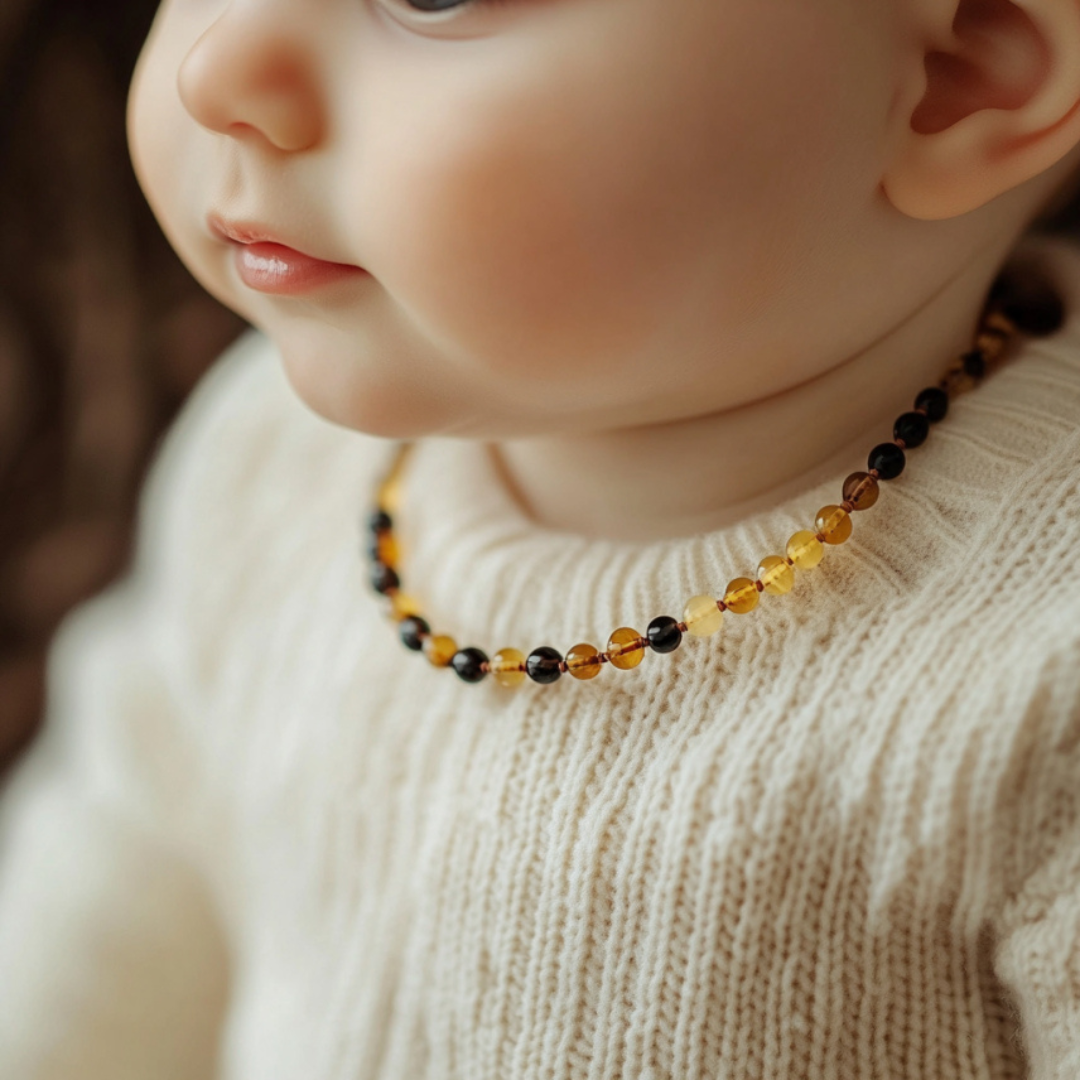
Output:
[2, 234, 1080, 1080]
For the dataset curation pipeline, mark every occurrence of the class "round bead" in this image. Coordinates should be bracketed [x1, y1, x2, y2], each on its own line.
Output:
[371, 562, 400, 595]
[646, 615, 683, 653]
[723, 577, 759, 614]
[787, 530, 825, 570]
[566, 643, 603, 680]
[997, 286, 1064, 336]
[607, 627, 646, 670]
[451, 647, 489, 683]
[390, 592, 422, 620]
[815, 504, 853, 545]
[683, 595, 724, 637]
[842, 471, 879, 511]
[914, 386, 949, 422]
[367, 532, 400, 567]
[423, 633, 458, 668]
[757, 555, 795, 595]
[491, 648, 527, 688]
[961, 349, 986, 378]
[368, 509, 393, 533]
[399, 614, 430, 651]
[868, 442, 906, 480]
[893, 411, 930, 449]
[526, 646, 564, 684]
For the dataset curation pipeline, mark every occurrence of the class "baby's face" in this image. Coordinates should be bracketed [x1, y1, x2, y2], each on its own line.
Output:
[130, 0, 901, 437]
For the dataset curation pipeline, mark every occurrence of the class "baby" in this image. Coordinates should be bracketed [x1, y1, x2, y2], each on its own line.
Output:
[1, 0, 1079, 1076]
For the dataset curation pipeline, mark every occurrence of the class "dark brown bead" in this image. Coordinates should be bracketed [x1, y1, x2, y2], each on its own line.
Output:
[914, 386, 949, 422]
[368, 509, 393, 533]
[893, 411, 930, 449]
[526, 646, 563, 684]
[868, 442, 905, 480]
[399, 615, 430, 651]
[647, 615, 683, 653]
[451, 647, 489, 683]
[371, 562, 400, 595]
[842, 471, 879, 511]
[961, 349, 986, 378]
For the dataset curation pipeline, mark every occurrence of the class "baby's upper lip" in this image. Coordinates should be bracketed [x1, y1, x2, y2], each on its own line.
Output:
[207, 213, 357, 267]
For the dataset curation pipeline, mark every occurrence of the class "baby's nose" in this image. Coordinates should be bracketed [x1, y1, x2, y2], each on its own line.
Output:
[178, 3, 326, 153]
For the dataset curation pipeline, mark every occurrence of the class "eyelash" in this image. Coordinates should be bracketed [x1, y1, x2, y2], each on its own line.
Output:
[396, 0, 510, 15]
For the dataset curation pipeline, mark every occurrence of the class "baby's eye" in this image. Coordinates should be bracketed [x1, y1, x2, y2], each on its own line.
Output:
[402, 0, 473, 8]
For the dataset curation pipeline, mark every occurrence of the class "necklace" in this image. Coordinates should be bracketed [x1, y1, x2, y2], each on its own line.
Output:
[364, 271, 1065, 689]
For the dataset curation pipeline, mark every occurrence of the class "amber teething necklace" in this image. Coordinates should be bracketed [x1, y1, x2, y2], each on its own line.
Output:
[363, 272, 1065, 689]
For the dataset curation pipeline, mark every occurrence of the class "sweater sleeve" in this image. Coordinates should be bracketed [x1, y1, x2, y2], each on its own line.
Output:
[0, 330, 274, 1079]
[991, 661, 1080, 1080]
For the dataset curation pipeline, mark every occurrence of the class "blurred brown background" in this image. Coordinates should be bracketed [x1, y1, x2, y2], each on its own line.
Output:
[0, 0, 245, 778]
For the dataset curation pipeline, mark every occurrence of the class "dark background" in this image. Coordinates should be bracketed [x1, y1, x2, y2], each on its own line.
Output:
[0, 0, 245, 777]
[3, 3, 1080, 781]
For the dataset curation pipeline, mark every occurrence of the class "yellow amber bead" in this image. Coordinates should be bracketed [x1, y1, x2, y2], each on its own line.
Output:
[491, 647, 527, 688]
[374, 532, 400, 567]
[757, 555, 795, 596]
[815, 504, 853, 545]
[724, 577, 760, 614]
[787, 530, 825, 570]
[566, 643, 603, 680]
[607, 627, 646, 670]
[390, 591, 422, 620]
[423, 634, 458, 668]
[683, 594, 723, 637]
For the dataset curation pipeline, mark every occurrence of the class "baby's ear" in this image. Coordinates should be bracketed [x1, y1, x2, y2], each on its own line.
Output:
[882, 0, 1080, 219]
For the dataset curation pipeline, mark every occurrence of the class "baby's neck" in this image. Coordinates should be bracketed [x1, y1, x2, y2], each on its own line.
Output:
[491, 242, 1016, 543]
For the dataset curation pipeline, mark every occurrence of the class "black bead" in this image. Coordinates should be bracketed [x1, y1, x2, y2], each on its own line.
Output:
[914, 386, 949, 423]
[646, 615, 683, 654]
[526, 646, 563, 684]
[961, 349, 986, 379]
[371, 562, 400, 595]
[868, 442, 906, 480]
[399, 615, 430, 651]
[893, 411, 930, 449]
[368, 509, 393, 533]
[451, 647, 489, 683]
[990, 273, 1066, 337]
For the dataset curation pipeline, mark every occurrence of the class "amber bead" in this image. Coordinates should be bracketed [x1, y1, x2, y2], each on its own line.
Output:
[893, 411, 929, 449]
[399, 614, 430, 651]
[868, 442, 905, 480]
[914, 386, 949, 422]
[815, 505, 853, 545]
[683, 595, 724, 637]
[646, 616, 682, 653]
[451, 647, 489, 683]
[842, 471, 879, 511]
[607, 627, 646, 669]
[723, 577, 759, 614]
[423, 633, 458, 668]
[787, 530, 825, 570]
[491, 648, 527, 688]
[526, 646, 563, 684]
[371, 562, 400, 595]
[566, 643, 603, 680]
[368, 531, 400, 567]
[757, 555, 795, 596]
[390, 592, 422, 620]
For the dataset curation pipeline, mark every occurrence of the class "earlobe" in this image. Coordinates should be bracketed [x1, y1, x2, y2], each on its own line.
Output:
[882, 0, 1080, 220]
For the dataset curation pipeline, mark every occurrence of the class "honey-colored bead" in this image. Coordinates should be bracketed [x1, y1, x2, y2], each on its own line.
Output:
[842, 471, 880, 512]
[373, 532, 400, 567]
[815, 504, 853, 545]
[607, 627, 646, 670]
[491, 647, 527, 688]
[757, 555, 795, 596]
[787, 530, 825, 570]
[389, 591, 422, 620]
[566, 643, 603, 680]
[423, 633, 458, 668]
[724, 577, 760, 614]
[683, 594, 724, 637]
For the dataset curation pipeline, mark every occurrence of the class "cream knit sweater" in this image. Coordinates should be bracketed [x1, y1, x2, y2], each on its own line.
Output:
[1, 234, 1079, 1080]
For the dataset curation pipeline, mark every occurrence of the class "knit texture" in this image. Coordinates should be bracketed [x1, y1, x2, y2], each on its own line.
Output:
[1, 233, 1079, 1080]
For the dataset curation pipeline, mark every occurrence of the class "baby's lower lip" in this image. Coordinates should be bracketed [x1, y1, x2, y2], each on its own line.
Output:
[232, 241, 367, 295]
